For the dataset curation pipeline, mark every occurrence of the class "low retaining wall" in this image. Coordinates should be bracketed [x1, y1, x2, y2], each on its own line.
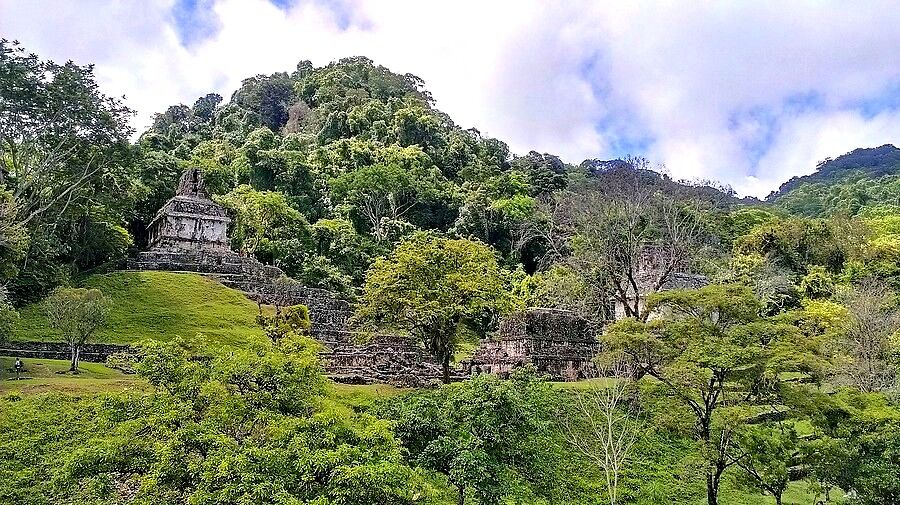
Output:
[0, 341, 132, 362]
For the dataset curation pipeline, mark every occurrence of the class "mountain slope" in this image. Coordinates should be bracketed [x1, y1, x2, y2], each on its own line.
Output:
[768, 144, 900, 197]
[767, 144, 900, 217]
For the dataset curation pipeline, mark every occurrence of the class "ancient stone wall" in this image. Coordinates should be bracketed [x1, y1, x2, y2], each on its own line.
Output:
[464, 308, 598, 381]
[0, 341, 131, 362]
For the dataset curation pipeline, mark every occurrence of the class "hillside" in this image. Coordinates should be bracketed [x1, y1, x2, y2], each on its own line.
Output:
[769, 144, 900, 199]
[767, 144, 900, 216]
[13, 271, 266, 348]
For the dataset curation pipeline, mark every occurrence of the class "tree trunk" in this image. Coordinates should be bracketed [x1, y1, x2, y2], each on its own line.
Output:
[69, 343, 81, 373]
[774, 493, 782, 505]
[706, 472, 718, 505]
[442, 357, 451, 384]
[457, 485, 465, 505]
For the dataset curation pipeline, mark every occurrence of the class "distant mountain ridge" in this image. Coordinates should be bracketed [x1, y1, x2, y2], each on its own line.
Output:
[580, 158, 761, 208]
[767, 144, 900, 201]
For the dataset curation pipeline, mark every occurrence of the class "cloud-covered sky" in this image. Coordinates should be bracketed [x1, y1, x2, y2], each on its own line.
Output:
[3, 0, 900, 196]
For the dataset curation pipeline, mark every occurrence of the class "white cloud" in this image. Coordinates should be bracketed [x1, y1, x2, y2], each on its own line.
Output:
[2, 0, 900, 196]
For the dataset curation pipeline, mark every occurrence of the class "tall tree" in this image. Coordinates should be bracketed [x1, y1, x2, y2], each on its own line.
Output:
[838, 279, 900, 392]
[604, 284, 819, 505]
[519, 157, 710, 321]
[356, 232, 512, 382]
[1, 40, 136, 301]
[217, 184, 309, 259]
[560, 356, 641, 505]
[0, 39, 133, 228]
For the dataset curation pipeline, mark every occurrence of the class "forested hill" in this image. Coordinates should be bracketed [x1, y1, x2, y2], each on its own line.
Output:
[134, 56, 574, 290]
[3, 42, 761, 306]
[768, 144, 900, 216]
[134, 56, 757, 291]
[581, 158, 759, 208]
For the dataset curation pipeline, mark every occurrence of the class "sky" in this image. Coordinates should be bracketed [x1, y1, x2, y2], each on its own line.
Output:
[2, 0, 900, 197]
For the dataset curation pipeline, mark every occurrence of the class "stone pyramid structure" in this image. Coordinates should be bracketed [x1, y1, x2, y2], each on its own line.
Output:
[128, 167, 447, 387]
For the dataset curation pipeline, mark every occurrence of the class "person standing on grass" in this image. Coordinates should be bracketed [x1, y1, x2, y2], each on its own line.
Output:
[14, 357, 23, 379]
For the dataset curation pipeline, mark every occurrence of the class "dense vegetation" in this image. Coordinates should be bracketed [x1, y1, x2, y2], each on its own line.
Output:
[4, 39, 900, 504]
[770, 145, 900, 217]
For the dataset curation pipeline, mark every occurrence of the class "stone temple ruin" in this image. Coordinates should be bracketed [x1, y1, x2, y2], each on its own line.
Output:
[612, 245, 708, 320]
[464, 308, 599, 381]
[129, 168, 446, 387]
[463, 247, 707, 381]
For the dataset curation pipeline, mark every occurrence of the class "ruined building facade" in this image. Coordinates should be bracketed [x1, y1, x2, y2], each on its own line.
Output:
[465, 247, 708, 381]
[464, 308, 598, 381]
[612, 245, 708, 320]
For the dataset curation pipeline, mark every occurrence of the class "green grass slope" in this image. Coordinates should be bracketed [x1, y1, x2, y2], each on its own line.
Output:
[13, 271, 266, 348]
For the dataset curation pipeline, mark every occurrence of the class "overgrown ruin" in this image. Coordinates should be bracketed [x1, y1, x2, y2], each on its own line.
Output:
[128, 168, 447, 387]
[120, 169, 711, 386]
[464, 308, 598, 381]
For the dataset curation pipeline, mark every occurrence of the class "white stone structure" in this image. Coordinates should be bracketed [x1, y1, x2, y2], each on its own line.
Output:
[146, 167, 231, 253]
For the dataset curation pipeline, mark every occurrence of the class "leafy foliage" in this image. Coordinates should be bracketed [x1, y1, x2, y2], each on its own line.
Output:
[43, 287, 109, 371]
[355, 232, 513, 382]
[379, 370, 566, 504]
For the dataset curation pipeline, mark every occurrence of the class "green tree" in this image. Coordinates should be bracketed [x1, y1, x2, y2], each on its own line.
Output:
[330, 162, 448, 241]
[800, 435, 849, 503]
[729, 423, 798, 505]
[734, 217, 847, 275]
[379, 370, 564, 505]
[36, 337, 432, 504]
[604, 284, 819, 505]
[217, 184, 309, 258]
[0, 39, 134, 229]
[356, 232, 512, 382]
[1, 39, 137, 301]
[256, 303, 311, 343]
[43, 287, 109, 372]
[230, 72, 295, 131]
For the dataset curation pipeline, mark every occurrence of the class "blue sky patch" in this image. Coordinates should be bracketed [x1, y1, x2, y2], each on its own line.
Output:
[171, 0, 222, 48]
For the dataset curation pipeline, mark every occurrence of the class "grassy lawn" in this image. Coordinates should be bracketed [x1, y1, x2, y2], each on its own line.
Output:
[328, 381, 406, 411]
[711, 481, 843, 504]
[0, 356, 145, 396]
[552, 377, 622, 389]
[12, 271, 267, 349]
